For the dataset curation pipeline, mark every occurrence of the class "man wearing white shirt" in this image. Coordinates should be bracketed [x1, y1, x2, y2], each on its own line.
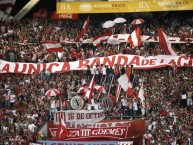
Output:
[50, 98, 56, 118]
[28, 120, 36, 133]
[90, 66, 95, 78]
[121, 95, 127, 116]
[133, 99, 138, 118]
[102, 65, 107, 83]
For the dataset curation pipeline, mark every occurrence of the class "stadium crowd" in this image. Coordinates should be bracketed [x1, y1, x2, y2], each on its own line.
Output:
[0, 12, 192, 145]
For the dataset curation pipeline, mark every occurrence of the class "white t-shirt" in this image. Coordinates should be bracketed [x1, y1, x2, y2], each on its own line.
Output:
[90, 68, 95, 75]
[121, 98, 127, 107]
[133, 102, 138, 111]
[28, 123, 36, 133]
[102, 67, 107, 75]
[50, 100, 56, 109]
[10, 94, 16, 103]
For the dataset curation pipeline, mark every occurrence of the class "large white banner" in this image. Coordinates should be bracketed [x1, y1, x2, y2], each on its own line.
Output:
[61, 35, 193, 44]
[54, 110, 105, 125]
[0, 55, 192, 74]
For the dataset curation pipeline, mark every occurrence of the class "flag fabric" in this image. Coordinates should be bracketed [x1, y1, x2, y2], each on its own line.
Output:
[115, 84, 121, 102]
[128, 27, 141, 48]
[136, 83, 145, 106]
[157, 28, 177, 55]
[40, 41, 63, 53]
[76, 16, 90, 41]
[93, 32, 112, 46]
[118, 71, 134, 98]
[55, 118, 68, 140]
[0, 0, 13, 10]
[85, 74, 95, 103]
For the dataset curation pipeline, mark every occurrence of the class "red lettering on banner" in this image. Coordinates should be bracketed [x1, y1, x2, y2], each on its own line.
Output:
[141, 59, 149, 65]
[177, 56, 190, 66]
[117, 56, 128, 66]
[86, 113, 90, 119]
[160, 59, 164, 63]
[145, 36, 152, 41]
[154, 36, 158, 41]
[1, 64, 10, 73]
[90, 58, 101, 66]
[150, 59, 156, 65]
[47, 63, 59, 73]
[129, 56, 140, 66]
[68, 113, 74, 120]
[78, 60, 90, 68]
[14, 64, 27, 73]
[103, 56, 116, 67]
[43, 63, 47, 70]
[28, 64, 41, 74]
[77, 113, 84, 119]
[189, 57, 193, 66]
[59, 62, 70, 73]
[168, 59, 175, 65]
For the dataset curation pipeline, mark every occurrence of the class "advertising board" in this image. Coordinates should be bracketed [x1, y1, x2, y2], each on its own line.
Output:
[57, 0, 193, 14]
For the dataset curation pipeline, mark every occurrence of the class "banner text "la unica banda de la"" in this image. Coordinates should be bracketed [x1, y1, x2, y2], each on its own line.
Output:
[0, 55, 193, 74]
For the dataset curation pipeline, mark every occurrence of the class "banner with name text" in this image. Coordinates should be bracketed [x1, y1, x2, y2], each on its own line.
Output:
[0, 55, 192, 74]
[54, 110, 105, 125]
[44, 120, 145, 144]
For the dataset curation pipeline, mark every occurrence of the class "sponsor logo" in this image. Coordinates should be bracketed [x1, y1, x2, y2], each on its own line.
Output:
[59, 13, 73, 19]
[79, 3, 92, 11]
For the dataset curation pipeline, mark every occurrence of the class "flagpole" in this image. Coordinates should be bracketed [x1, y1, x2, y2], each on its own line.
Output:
[108, 75, 114, 95]
[97, 76, 106, 101]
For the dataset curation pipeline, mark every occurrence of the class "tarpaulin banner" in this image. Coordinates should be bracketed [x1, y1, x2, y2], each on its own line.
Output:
[56, 0, 193, 14]
[36, 140, 134, 145]
[44, 120, 145, 144]
[54, 110, 105, 125]
[0, 55, 193, 74]
[61, 35, 193, 44]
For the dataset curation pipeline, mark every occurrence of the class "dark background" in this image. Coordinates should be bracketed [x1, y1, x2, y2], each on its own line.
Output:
[11, 0, 56, 17]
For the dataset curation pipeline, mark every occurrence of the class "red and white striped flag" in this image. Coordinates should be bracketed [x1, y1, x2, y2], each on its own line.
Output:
[76, 16, 90, 42]
[40, 41, 63, 53]
[115, 84, 121, 102]
[93, 32, 112, 46]
[158, 28, 177, 55]
[136, 83, 145, 106]
[85, 74, 95, 103]
[0, 0, 13, 10]
[128, 27, 141, 48]
[118, 71, 134, 98]
[55, 118, 68, 140]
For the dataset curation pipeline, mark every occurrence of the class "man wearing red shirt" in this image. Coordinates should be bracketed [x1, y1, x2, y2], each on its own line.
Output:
[71, 48, 77, 61]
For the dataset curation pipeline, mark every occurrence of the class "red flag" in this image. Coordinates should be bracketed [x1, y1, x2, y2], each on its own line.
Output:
[39, 41, 63, 53]
[115, 85, 121, 102]
[117, 70, 134, 98]
[85, 74, 95, 103]
[76, 16, 90, 41]
[55, 118, 68, 140]
[158, 28, 176, 55]
[128, 27, 141, 48]
[93, 32, 112, 46]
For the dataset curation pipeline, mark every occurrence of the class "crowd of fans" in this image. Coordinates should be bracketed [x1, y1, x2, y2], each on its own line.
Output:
[0, 12, 192, 145]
